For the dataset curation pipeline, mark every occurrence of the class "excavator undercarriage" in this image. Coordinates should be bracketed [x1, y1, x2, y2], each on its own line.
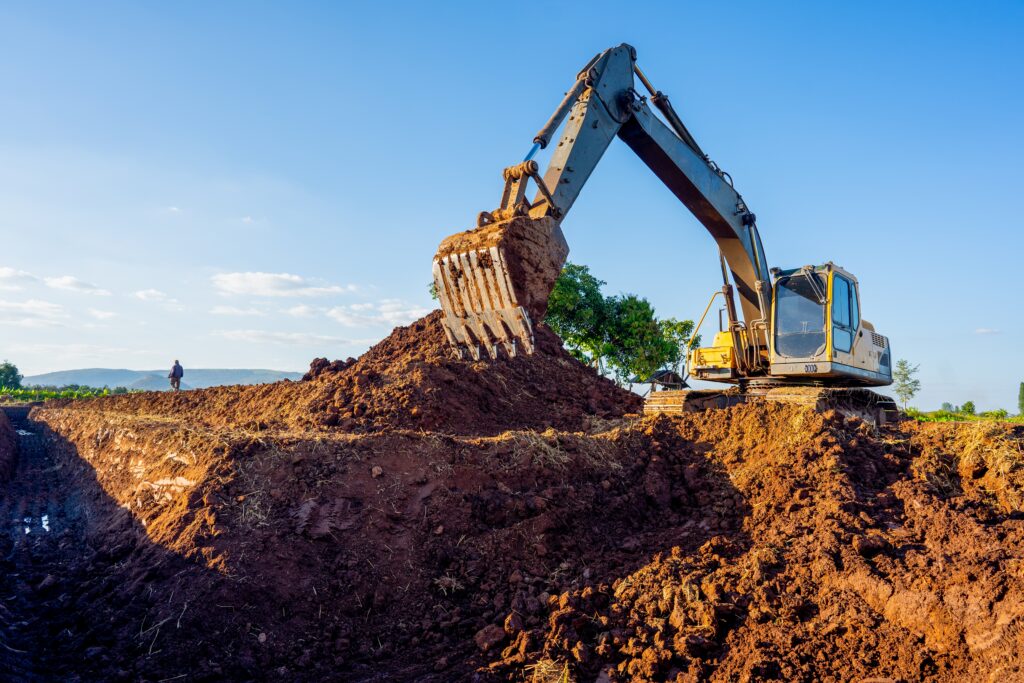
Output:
[645, 385, 900, 425]
[432, 43, 898, 424]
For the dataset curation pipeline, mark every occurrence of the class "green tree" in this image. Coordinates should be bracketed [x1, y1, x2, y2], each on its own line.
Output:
[660, 317, 698, 375]
[1018, 382, 1024, 416]
[961, 400, 976, 416]
[940, 402, 954, 413]
[891, 359, 920, 410]
[0, 360, 22, 390]
[603, 294, 677, 384]
[545, 263, 697, 384]
[546, 263, 611, 368]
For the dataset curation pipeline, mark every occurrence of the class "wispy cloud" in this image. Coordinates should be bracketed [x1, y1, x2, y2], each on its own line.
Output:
[974, 327, 1001, 335]
[326, 299, 429, 328]
[1, 267, 111, 296]
[87, 308, 117, 320]
[0, 267, 40, 291]
[214, 329, 349, 346]
[44, 275, 111, 296]
[241, 216, 254, 224]
[211, 272, 355, 298]
[135, 288, 184, 311]
[166, 206, 181, 213]
[210, 305, 266, 317]
[0, 299, 67, 327]
[283, 304, 316, 317]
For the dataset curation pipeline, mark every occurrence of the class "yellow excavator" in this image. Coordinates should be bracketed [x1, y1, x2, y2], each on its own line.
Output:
[432, 44, 898, 423]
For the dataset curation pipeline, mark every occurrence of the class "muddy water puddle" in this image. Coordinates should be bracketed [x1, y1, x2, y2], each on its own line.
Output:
[20, 514, 51, 535]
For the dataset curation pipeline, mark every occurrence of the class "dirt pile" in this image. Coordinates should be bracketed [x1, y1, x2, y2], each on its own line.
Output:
[486, 409, 1024, 682]
[12, 398, 1024, 682]
[6, 312, 1024, 681]
[75, 311, 641, 436]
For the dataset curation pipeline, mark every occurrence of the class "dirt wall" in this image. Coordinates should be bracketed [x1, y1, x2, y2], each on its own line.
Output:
[0, 410, 15, 482]
[26, 401, 1024, 682]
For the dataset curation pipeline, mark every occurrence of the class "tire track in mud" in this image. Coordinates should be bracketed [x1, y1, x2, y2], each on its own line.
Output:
[0, 408, 87, 680]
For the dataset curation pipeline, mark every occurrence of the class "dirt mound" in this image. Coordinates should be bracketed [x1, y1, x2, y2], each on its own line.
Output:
[16, 400, 1024, 681]
[77, 311, 641, 436]
[485, 408, 1024, 682]
[7, 313, 1024, 681]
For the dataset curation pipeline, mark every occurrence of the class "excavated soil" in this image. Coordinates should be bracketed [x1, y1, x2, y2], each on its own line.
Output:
[2, 313, 1024, 681]
[71, 311, 641, 436]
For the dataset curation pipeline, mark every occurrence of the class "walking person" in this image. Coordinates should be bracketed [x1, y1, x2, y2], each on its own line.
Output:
[168, 359, 184, 392]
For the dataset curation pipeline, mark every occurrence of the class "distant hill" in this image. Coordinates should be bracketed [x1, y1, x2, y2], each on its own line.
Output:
[23, 368, 303, 391]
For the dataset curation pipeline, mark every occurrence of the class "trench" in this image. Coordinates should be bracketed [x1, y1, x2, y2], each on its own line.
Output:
[0, 407, 96, 680]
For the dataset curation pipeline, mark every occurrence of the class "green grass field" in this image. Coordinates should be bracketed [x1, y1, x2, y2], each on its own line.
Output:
[906, 408, 1024, 424]
[0, 386, 135, 404]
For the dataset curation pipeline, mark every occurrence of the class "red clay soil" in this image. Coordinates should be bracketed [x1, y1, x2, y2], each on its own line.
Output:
[4, 315, 1024, 681]
[75, 311, 641, 436]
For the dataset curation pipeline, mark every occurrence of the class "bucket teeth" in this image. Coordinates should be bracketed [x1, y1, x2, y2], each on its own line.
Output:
[432, 216, 568, 361]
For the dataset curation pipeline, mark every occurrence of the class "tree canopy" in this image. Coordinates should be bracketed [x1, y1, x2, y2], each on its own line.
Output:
[545, 263, 697, 385]
[891, 359, 920, 409]
[0, 360, 22, 390]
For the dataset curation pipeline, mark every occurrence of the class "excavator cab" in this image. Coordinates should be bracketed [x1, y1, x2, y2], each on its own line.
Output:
[689, 264, 892, 387]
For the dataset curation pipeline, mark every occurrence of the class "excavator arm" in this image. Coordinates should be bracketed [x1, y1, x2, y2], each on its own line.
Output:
[433, 43, 772, 364]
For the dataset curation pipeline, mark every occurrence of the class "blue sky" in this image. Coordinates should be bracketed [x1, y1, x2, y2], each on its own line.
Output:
[1, 1, 1021, 410]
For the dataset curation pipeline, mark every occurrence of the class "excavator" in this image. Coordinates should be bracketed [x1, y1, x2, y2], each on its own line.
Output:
[432, 44, 898, 424]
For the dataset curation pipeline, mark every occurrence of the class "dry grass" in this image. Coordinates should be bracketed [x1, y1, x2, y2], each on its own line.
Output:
[509, 431, 623, 473]
[912, 448, 960, 498]
[432, 573, 465, 596]
[912, 422, 1024, 511]
[524, 658, 573, 683]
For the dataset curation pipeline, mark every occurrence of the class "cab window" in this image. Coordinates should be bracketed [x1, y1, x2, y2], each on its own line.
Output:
[832, 275, 854, 353]
[774, 273, 826, 358]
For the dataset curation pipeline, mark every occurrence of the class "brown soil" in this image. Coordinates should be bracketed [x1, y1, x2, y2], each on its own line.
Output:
[73, 311, 641, 436]
[2, 314, 1023, 681]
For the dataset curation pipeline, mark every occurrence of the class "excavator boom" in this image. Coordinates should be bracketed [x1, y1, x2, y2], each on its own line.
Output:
[433, 44, 771, 361]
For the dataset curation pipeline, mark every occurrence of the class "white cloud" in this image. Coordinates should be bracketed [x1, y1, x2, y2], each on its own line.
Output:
[87, 308, 117, 320]
[135, 288, 172, 301]
[283, 304, 316, 317]
[44, 275, 111, 296]
[974, 328, 1001, 335]
[241, 216, 254, 224]
[326, 299, 429, 328]
[376, 299, 430, 325]
[134, 288, 184, 311]
[0, 267, 39, 291]
[0, 299, 67, 327]
[210, 305, 266, 316]
[214, 329, 349, 346]
[211, 272, 355, 298]
[166, 206, 181, 213]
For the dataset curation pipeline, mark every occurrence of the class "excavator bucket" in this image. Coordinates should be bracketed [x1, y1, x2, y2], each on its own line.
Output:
[432, 215, 568, 360]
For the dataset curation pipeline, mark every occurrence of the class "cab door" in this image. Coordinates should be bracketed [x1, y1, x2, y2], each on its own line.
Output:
[830, 273, 859, 366]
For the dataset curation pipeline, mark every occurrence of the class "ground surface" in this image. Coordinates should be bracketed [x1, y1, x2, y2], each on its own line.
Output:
[2, 313, 1024, 682]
